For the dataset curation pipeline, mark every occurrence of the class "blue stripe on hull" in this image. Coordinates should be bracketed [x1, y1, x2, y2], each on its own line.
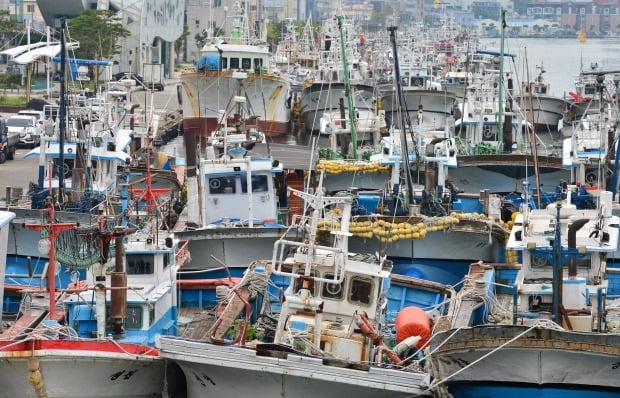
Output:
[450, 385, 620, 398]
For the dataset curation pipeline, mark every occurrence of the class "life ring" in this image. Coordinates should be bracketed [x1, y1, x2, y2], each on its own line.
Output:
[209, 178, 222, 192]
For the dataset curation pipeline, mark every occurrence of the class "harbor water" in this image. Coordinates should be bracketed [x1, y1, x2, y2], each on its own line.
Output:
[481, 37, 620, 96]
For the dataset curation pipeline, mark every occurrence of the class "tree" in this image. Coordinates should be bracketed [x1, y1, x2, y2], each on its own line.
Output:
[194, 26, 224, 49]
[0, 10, 20, 46]
[68, 9, 130, 60]
[175, 24, 190, 62]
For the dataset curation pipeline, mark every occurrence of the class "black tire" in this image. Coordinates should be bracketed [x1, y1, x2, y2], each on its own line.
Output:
[0, 151, 6, 164]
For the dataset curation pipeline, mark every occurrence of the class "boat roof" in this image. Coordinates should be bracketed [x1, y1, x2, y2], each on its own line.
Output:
[24, 130, 132, 162]
[201, 43, 270, 55]
[0, 211, 15, 229]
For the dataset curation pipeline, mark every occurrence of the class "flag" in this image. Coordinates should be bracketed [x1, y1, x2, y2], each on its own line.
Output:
[578, 29, 587, 44]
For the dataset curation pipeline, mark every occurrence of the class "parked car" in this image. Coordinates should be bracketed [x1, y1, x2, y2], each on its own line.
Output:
[7, 115, 42, 148]
[17, 109, 46, 126]
[111, 72, 144, 86]
[0, 118, 17, 163]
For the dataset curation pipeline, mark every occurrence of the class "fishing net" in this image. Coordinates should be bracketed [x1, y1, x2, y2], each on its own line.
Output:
[54, 219, 117, 270]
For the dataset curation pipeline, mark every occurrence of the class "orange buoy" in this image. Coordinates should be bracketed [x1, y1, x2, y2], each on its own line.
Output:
[395, 306, 431, 348]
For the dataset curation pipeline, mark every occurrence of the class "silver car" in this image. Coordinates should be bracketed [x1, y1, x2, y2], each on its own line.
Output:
[7, 115, 41, 148]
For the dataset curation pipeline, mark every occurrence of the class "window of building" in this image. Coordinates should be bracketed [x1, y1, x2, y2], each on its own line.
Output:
[208, 176, 236, 194]
[126, 254, 155, 275]
[26, 4, 35, 12]
[580, 8, 586, 14]
[348, 277, 373, 306]
[195, 19, 200, 28]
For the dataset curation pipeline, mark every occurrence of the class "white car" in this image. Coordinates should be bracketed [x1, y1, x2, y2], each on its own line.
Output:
[7, 115, 42, 148]
[17, 109, 46, 125]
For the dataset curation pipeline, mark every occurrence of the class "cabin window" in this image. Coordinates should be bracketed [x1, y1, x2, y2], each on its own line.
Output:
[241, 175, 269, 193]
[482, 125, 495, 140]
[222, 58, 228, 69]
[126, 253, 155, 275]
[208, 176, 236, 194]
[242, 58, 252, 70]
[125, 306, 142, 329]
[348, 277, 373, 306]
[149, 308, 155, 326]
[294, 271, 317, 295]
[230, 58, 240, 69]
[321, 274, 346, 300]
[163, 252, 170, 269]
[253, 58, 263, 70]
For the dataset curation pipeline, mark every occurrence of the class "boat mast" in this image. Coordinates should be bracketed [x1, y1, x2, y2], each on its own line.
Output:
[58, 19, 67, 202]
[388, 26, 415, 206]
[336, 15, 357, 159]
[496, 8, 506, 153]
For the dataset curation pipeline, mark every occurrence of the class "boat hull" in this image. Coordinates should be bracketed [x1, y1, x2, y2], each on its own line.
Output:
[348, 227, 501, 263]
[382, 89, 457, 129]
[515, 94, 565, 132]
[449, 155, 570, 193]
[300, 83, 375, 133]
[158, 337, 431, 398]
[429, 326, 620, 398]
[0, 340, 164, 398]
[180, 71, 290, 137]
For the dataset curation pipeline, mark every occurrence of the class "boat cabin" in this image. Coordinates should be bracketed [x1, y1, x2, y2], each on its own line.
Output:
[64, 233, 180, 345]
[196, 43, 270, 73]
[200, 148, 283, 226]
[506, 192, 619, 330]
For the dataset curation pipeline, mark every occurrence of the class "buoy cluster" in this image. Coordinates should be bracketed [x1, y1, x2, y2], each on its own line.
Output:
[316, 160, 390, 174]
[318, 214, 467, 243]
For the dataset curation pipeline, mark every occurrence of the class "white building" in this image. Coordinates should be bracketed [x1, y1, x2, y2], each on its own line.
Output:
[36, 0, 184, 78]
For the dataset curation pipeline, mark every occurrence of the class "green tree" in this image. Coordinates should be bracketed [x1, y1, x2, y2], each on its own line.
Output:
[0, 10, 20, 46]
[68, 9, 130, 60]
[175, 24, 190, 62]
[194, 26, 224, 49]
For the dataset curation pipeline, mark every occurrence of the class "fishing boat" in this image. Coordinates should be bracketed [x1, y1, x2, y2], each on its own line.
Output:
[515, 64, 565, 132]
[180, 2, 290, 139]
[174, 86, 300, 278]
[299, 16, 375, 135]
[157, 187, 432, 397]
[427, 186, 620, 398]
[0, 200, 188, 398]
[380, 64, 458, 131]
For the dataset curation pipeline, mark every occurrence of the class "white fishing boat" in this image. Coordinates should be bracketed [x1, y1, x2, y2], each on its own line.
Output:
[180, 2, 290, 138]
[515, 64, 565, 132]
[0, 202, 188, 398]
[427, 186, 620, 398]
[158, 187, 431, 397]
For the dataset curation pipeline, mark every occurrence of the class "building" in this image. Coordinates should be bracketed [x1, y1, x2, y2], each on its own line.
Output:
[35, 0, 183, 78]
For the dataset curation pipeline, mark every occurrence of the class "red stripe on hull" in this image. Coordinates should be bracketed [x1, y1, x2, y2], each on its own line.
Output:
[183, 117, 290, 137]
[0, 339, 159, 357]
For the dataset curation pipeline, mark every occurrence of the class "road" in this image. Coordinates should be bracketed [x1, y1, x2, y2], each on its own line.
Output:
[0, 79, 182, 204]
[0, 147, 39, 199]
